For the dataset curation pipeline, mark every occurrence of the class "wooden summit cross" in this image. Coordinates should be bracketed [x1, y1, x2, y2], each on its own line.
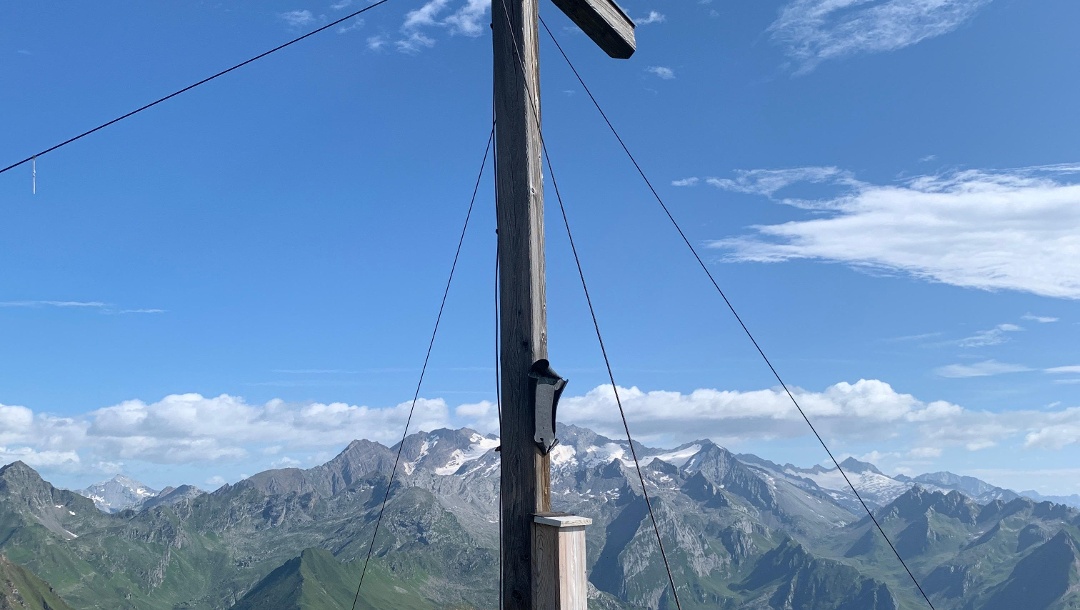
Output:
[492, 0, 634, 607]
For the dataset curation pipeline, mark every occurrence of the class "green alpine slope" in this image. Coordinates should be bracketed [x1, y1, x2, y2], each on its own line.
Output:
[0, 554, 74, 610]
[232, 548, 435, 610]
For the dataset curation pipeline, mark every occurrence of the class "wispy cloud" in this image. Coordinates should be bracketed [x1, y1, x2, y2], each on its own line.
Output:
[367, 35, 388, 51]
[0, 300, 164, 315]
[919, 154, 938, 163]
[0, 300, 106, 309]
[1023, 313, 1059, 323]
[637, 11, 666, 25]
[672, 177, 700, 187]
[885, 331, 943, 343]
[403, 0, 450, 29]
[935, 360, 1031, 378]
[443, 0, 489, 36]
[769, 0, 993, 73]
[705, 166, 857, 200]
[336, 17, 365, 34]
[396, 31, 437, 53]
[331, 0, 354, 9]
[1046, 365, 1080, 374]
[279, 9, 319, 28]
[392, 0, 489, 49]
[646, 66, 675, 80]
[708, 164, 1080, 299]
[273, 369, 356, 375]
[957, 323, 1023, 348]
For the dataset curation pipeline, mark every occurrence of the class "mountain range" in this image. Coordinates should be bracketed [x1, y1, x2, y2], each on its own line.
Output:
[1, 424, 1079, 609]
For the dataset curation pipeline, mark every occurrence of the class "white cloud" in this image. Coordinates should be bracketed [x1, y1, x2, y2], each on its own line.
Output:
[395, 0, 490, 46]
[396, 31, 437, 54]
[279, 10, 318, 28]
[646, 66, 675, 80]
[909, 446, 942, 459]
[0, 404, 34, 442]
[403, 0, 451, 29]
[0, 393, 451, 479]
[708, 165, 1080, 299]
[271, 456, 302, 468]
[331, 0, 353, 9]
[367, 35, 388, 51]
[637, 11, 666, 25]
[706, 166, 857, 200]
[455, 400, 499, 435]
[0, 300, 106, 308]
[0, 446, 81, 469]
[86, 393, 451, 463]
[7, 378, 1080, 489]
[0, 301, 164, 315]
[443, 0, 490, 36]
[672, 177, 700, 187]
[337, 18, 365, 34]
[769, 0, 993, 73]
[558, 380, 1080, 458]
[1024, 407, 1080, 449]
[1023, 313, 1059, 323]
[957, 323, 1023, 348]
[1047, 365, 1080, 374]
[935, 360, 1031, 378]
[560, 379, 962, 445]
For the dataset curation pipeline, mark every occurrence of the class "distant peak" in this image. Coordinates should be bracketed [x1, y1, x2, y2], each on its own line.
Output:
[838, 457, 883, 475]
[0, 460, 44, 482]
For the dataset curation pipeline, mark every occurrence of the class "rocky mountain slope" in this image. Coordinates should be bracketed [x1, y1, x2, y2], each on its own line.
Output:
[2, 425, 1079, 608]
[0, 555, 74, 610]
[78, 475, 158, 513]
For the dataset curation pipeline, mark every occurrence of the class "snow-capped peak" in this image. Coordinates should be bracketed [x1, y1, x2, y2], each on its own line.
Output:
[78, 475, 160, 513]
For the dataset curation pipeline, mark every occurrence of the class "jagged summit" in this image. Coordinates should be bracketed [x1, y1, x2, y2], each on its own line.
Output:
[78, 474, 158, 513]
[839, 456, 884, 475]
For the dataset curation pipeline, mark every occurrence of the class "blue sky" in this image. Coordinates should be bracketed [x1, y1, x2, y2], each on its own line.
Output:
[2, 0, 1079, 495]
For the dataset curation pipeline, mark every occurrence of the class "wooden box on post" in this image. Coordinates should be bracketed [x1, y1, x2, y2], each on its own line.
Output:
[532, 513, 592, 609]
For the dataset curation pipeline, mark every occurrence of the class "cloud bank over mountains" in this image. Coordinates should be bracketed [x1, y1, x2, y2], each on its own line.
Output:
[4, 374, 1080, 489]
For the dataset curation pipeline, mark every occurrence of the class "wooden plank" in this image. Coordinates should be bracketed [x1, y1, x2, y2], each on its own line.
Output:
[532, 519, 560, 609]
[549, 0, 636, 59]
[533, 514, 592, 609]
[492, 0, 551, 606]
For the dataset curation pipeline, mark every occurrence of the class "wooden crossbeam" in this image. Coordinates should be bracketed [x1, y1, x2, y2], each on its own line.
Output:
[549, 0, 636, 59]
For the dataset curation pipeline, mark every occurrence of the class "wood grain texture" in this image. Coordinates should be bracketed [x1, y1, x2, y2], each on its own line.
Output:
[493, 0, 550, 606]
[549, 0, 636, 59]
[532, 516, 590, 610]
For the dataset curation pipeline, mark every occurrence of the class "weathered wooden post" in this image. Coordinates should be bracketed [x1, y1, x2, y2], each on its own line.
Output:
[492, 0, 634, 607]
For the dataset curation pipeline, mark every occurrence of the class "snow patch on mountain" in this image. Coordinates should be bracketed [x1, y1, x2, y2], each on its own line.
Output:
[792, 467, 913, 506]
[435, 435, 499, 475]
[647, 444, 702, 468]
[78, 475, 159, 513]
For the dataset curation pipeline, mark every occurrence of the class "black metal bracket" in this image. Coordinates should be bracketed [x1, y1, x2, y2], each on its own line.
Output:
[529, 359, 567, 455]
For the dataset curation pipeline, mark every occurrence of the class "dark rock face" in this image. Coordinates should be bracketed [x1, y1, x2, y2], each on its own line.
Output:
[983, 530, 1080, 610]
[738, 539, 898, 610]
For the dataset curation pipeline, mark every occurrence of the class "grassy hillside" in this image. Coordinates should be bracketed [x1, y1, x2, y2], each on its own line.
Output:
[232, 548, 436, 610]
[0, 554, 74, 610]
